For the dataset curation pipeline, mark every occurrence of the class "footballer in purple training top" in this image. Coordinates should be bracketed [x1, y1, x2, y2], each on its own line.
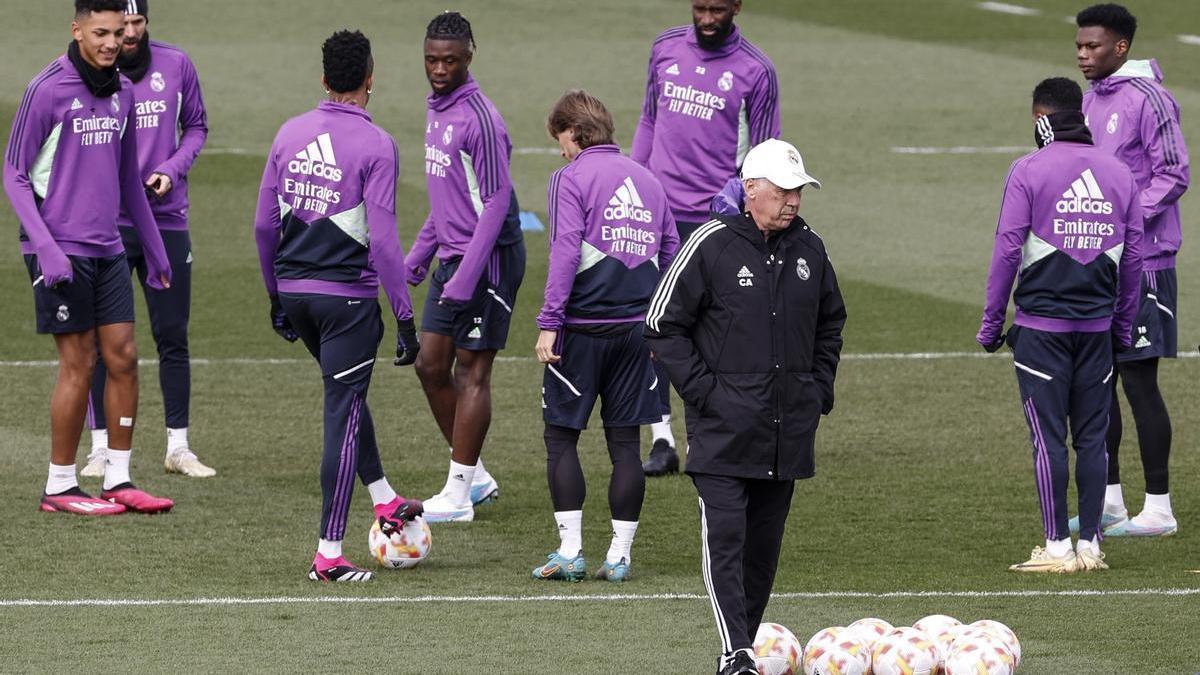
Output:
[1074, 3, 1189, 538]
[977, 77, 1142, 574]
[631, 0, 780, 477]
[84, 0, 215, 480]
[405, 12, 525, 524]
[253, 30, 423, 582]
[532, 90, 680, 583]
[4, 0, 176, 516]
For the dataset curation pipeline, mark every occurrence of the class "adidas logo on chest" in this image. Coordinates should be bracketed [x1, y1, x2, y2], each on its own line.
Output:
[737, 265, 755, 287]
[604, 177, 653, 224]
[1056, 169, 1113, 215]
[288, 132, 343, 181]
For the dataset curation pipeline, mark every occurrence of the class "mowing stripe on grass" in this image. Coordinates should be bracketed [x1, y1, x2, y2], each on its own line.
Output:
[3, 588, 1198, 608]
[3, 352, 1199, 368]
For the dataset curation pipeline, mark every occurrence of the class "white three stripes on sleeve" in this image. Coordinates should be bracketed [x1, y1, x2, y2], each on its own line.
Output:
[645, 220, 725, 332]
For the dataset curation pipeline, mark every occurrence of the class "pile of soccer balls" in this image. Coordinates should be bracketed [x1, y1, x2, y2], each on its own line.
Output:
[753, 614, 1020, 675]
[367, 517, 432, 569]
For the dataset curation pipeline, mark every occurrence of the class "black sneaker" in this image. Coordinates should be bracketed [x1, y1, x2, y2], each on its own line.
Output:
[717, 649, 757, 675]
[642, 438, 679, 476]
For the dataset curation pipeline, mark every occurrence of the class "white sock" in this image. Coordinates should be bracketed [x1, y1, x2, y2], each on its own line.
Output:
[102, 449, 132, 490]
[1144, 492, 1172, 516]
[555, 510, 583, 558]
[317, 539, 342, 559]
[1076, 536, 1100, 556]
[607, 519, 638, 564]
[442, 460, 475, 507]
[166, 427, 188, 454]
[367, 478, 398, 506]
[1045, 538, 1072, 558]
[90, 429, 108, 452]
[46, 463, 78, 495]
[473, 457, 493, 485]
[1104, 484, 1125, 510]
[650, 415, 674, 446]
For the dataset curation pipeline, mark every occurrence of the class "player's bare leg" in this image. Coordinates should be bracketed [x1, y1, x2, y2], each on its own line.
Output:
[49, 330, 98, 467]
[415, 333, 499, 521]
[94, 322, 173, 513]
[450, 347, 495, 467]
[415, 331, 458, 444]
[40, 329, 126, 515]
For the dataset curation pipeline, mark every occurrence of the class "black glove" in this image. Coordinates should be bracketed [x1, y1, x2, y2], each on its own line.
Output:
[269, 294, 299, 343]
[982, 333, 1006, 353]
[393, 318, 420, 366]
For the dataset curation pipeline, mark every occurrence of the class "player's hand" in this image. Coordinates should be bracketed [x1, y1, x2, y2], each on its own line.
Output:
[34, 243, 73, 288]
[393, 318, 420, 366]
[981, 334, 1006, 353]
[407, 264, 428, 287]
[145, 273, 172, 291]
[146, 173, 173, 198]
[269, 294, 299, 342]
[535, 329, 561, 364]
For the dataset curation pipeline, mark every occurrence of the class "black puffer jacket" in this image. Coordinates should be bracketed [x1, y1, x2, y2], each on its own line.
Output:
[644, 212, 845, 480]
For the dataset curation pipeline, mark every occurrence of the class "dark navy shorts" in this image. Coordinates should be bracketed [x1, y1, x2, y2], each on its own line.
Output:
[422, 241, 526, 351]
[1119, 268, 1177, 362]
[542, 324, 662, 430]
[24, 253, 135, 334]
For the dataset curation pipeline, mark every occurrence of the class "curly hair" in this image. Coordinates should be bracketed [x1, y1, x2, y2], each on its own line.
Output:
[1076, 4, 1137, 44]
[322, 30, 372, 94]
[1032, 77, 1083, 114]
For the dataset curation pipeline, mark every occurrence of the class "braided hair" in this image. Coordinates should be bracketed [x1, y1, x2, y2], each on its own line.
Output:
[425, 11, 476, 50]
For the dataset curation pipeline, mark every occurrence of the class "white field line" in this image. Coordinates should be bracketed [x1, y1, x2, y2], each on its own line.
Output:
[200, 147, 254, 155]
[892, 146, 1030, 155]
[976, 2, 1040, 16]
[2, 351, 1199, 368]
[1179, 35, 1200, 46]
[513, 147, 562, 156]
[2, 588, 1198, 608]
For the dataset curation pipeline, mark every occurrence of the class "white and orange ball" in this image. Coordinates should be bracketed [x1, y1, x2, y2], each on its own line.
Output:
[969, 620, 1021, 668]
[754, 622, 803, 675]
[803, 627, 845, 675]
[846, 618, 894, 653]
[912, 615, 961, 673]
[871, 628, 939, 675]
[368, 516, 431, 569]
[944, 629, 1015, 675]
[811, 646, 868, 675]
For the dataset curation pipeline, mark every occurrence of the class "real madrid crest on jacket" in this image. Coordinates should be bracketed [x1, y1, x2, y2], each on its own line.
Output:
[644, 211, 846, 480]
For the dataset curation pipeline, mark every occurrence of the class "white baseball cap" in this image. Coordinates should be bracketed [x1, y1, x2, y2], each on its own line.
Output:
[740, 139, 821, 190]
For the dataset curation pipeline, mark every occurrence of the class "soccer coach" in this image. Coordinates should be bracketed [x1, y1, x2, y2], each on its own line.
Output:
[644, 139, 845, 674]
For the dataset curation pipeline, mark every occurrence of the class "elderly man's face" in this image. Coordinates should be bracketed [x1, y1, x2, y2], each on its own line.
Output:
[745, 179, 801, 233]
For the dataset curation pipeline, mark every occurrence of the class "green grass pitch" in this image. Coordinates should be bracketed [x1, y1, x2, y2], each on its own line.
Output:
[1, 1, 1198, 672]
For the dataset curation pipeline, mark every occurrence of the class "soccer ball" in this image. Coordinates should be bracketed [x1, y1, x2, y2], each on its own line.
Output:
[912, 615, 961, 673]
[367, 516, 431, 569]
[944, 629, 1014, 675]
[754, 622, 803, 675]
[969, 620, 1021, 668]
[803, 626, 845, 675]
[871, 628, 939, 675]
[845, 618, 894, 672]
[811, 646, 868, 675]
